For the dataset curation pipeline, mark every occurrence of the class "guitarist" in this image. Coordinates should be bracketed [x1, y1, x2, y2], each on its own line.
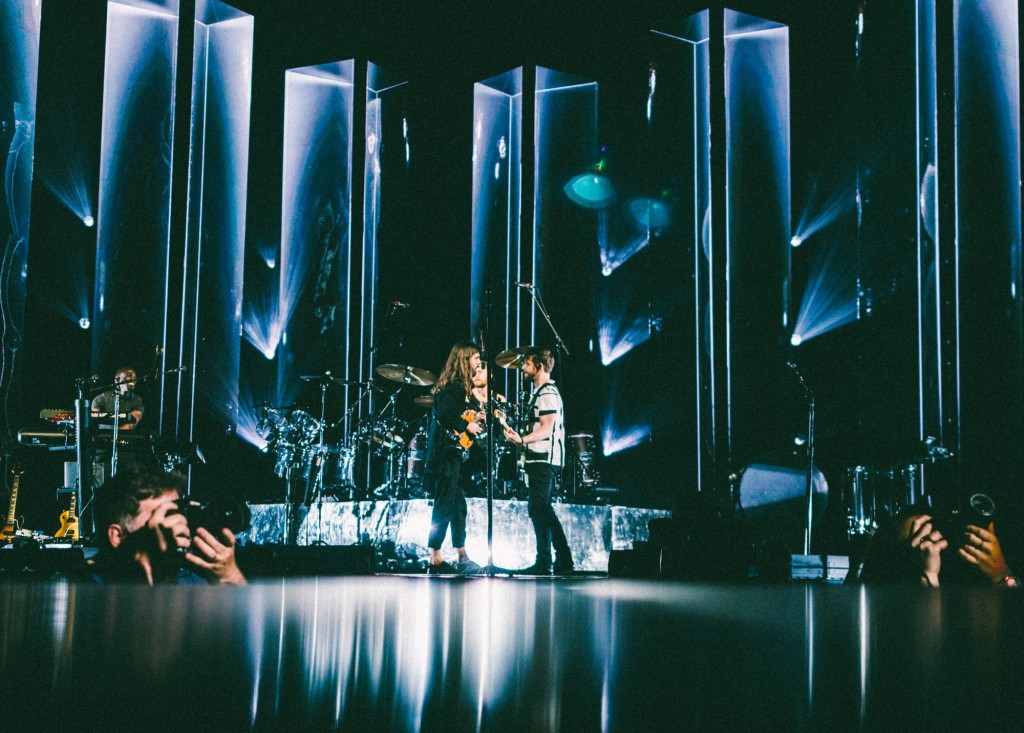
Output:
[502, 348, 574, 575]
[423, 341, 485, 574]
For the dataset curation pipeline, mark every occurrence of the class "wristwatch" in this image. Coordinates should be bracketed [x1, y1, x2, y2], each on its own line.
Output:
[994, 571, 1019, 588]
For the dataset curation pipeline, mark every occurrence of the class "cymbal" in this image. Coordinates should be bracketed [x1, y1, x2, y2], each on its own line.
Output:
[414, 395, 435, 408]
[375, 363, 436, 387]
[495, 347, 532, 369]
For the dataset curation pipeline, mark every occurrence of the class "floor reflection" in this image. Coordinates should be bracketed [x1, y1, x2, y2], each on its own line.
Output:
[1, 578, 1022, 729]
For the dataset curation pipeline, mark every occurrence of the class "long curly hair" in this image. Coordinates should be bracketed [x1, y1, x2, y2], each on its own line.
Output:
[432, 341, 479, 396]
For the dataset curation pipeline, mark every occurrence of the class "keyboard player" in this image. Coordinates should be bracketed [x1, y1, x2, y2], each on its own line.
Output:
[91, 367, 144, 431]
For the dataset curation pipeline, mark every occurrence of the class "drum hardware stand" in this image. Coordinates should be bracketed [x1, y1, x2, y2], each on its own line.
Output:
[370, 386, 406, 500]
[305, 374, 334, 544]
[787, 361, 817, 555]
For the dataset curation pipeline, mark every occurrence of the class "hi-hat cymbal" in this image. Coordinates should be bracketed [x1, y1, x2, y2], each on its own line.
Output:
[333, 378, 380, 389]
[300, 373, 337, 385]
[414, 395, 435, 408]
[375, 363, 436, 386]
[495, 347, 533, 369]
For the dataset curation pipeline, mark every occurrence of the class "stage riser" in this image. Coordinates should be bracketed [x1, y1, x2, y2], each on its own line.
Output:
[241, 499, 670, 571]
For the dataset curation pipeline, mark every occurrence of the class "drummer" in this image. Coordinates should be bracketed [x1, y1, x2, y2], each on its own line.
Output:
[461, 363, 506, 496]
[471, 363, 506, 416]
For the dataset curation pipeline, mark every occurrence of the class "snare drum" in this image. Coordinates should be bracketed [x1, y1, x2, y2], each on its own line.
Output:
[302, 444, 356, 489]
[273, 443, 304, 478]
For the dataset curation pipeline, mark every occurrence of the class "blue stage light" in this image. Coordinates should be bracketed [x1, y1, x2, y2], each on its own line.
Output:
[79, 317, 90, 330]
[627, 198, 671, 231]
[599, 314, 651, 365]
[792, 179, 857, 247]
[83, 215, 94, 227]
[791, 238, 858, 345]
[602, 423, 650, 456]
[564, 173, 615, 209]
[601, 233, 649, 278]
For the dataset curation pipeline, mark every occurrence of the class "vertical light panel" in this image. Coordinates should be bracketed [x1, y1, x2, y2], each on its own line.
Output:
[0, 0, 41, 441]
[723, 10, 791, 467]
[915, 0, 942, 480]
[278, 62, 354, 403]
[533, 67, 598, 307]
[953, 0, 1023, 487]
[94, 0, 179, 374]
[172, 0, 253, 439]
[359, 64, 409, 421]
[648, 12, 711, 490]
[471, 68, 522, 344]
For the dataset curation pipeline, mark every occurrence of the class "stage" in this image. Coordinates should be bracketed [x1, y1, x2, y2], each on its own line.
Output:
[1, 576, 1022, 730]
[240, 499, 671, 571]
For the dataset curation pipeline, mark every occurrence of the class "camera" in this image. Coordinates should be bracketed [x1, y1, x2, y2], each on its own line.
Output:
[180, 497, 252, 534]
[932, 493, 996, 545]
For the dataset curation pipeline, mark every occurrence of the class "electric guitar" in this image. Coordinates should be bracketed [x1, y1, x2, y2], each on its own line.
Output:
[456, 409, 483, 450]
[55, 488, 79, 540]
[1, 465, 25, 541]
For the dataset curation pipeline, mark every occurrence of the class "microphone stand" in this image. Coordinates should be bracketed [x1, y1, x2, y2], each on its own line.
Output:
[520, 282, 570, 368]
[481, 282, 498, 575]
[73, 377, 94, 537]
[787, 361, 816, 555]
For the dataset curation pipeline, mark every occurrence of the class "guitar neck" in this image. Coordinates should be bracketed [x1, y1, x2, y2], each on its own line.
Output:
[5, 475, 20, 525]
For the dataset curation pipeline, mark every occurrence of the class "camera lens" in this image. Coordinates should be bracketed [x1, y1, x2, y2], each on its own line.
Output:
[968, 493, 996, 523]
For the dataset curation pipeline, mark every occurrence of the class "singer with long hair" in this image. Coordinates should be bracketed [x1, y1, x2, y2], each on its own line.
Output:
[423, 341, 485, 574]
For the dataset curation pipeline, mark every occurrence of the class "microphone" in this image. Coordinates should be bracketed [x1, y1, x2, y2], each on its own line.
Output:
[514, 281, 534, 289]
[389, 300, 411, 309]
[164, 366, 188, 375]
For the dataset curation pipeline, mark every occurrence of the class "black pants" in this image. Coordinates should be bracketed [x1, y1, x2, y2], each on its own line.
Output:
[526, 462, 571, 563]
[427, 452, 467, 549]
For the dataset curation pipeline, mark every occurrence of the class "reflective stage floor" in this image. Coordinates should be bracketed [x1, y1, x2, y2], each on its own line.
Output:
[2, 577, 1022, 730]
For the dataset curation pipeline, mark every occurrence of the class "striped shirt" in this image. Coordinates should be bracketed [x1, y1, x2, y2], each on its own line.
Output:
[524, 381, 564, 467]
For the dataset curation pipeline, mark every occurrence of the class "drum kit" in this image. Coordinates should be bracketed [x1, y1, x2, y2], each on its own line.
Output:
[257, 364, 437, 502]
[844, 438, 954, 537]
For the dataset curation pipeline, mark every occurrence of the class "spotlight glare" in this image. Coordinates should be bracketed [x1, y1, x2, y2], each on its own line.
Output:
[266, 257, 276, 269]
[790, 235, 802, 247]
[262, 346, 276, 360]
[790, 333, 802, 346]
[83, 215, 95, 228]
[79, 317, 90, 330]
